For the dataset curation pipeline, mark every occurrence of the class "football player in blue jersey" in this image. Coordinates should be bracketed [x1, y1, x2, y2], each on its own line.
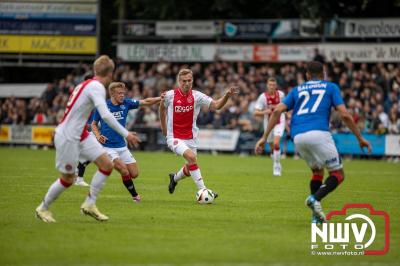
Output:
[255, 61, 372, 224]
[91, 82, 163, 202]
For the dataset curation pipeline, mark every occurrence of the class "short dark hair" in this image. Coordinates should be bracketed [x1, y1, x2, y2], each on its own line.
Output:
[306, 61, 324, 77]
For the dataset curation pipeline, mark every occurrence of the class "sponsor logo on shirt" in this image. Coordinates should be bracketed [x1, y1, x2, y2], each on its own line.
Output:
[113, 111, 124, 120]
[174, 105, 194, 113]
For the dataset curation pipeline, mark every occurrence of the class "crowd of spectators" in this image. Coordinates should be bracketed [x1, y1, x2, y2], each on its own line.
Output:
[1, 59, 400, 135]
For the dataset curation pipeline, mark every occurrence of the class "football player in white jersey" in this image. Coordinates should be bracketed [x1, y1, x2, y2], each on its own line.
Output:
[159, 69, 238, 199]
[35, 55, 140, 223]
[253, 77, 286, 176]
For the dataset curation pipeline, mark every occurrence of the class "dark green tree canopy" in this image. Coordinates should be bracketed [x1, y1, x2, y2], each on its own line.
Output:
[122, 0, 400, 19]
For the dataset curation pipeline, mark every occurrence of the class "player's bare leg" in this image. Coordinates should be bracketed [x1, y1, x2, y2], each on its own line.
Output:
[272, 136, 282, 176]
[36, 173, 74, 223]
[114, 159, 140, 202]
[168, 150, 198, 194]
[183, 149, 206, 189]
[178, 149, 218, 198]
[169, 163, 190, 194]
[81, 153, 113, 221]
[269, 143, 274, 158]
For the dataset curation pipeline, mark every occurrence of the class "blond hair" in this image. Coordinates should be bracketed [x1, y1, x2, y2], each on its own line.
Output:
[93, 55, 115, 77]
[108, 82, 126, 94]
[176, 68, 193, 86]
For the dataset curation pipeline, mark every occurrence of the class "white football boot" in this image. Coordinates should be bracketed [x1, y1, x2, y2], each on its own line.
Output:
[80, 203, 109, 221]
[35, 205, 56, 223]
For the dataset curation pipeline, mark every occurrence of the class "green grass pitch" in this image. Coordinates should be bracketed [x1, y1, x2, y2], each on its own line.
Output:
[0, 147, 399, 265]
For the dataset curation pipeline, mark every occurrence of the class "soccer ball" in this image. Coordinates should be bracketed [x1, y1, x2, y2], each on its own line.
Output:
[196, 188, 215, 204]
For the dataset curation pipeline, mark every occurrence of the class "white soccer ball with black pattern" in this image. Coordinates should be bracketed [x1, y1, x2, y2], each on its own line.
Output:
[196, 188, 214, 204]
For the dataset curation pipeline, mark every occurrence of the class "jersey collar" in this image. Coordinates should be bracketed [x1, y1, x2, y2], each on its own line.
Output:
[177, 87, 191, 96]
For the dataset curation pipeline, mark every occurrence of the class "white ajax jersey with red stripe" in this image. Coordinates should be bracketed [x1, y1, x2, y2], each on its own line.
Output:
[163, 88, 213, 140]
[56, 79, 108, 141]
[255, 90, 286, 129]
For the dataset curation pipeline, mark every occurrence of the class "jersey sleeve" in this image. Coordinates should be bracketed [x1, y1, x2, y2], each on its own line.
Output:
[164, 90, 174, 107]
[195, 91, 212, 108]
[86, 81, 106, 108]
[126, 98, 140, 110]
[254, 94, 266, 110]
[283, 89, 295, 111]
[331, 83, 344, 107]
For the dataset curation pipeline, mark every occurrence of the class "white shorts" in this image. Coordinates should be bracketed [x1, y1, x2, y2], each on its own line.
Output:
[294, 130, 342, 171]
[167, 138, 197, 156]
[55, 132, 105, 174]
[266, 123, 285, 143]
[104, 146, 136, 164]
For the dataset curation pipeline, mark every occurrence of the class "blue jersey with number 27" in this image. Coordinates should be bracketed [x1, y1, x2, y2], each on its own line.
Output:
[283, 80, 344, 138]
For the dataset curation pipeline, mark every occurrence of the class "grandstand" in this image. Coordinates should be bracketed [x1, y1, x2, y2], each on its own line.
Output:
[1, 61, 399, 133]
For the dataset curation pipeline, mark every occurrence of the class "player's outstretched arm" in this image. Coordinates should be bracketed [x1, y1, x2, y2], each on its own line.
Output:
[159, 101, 167, 136]
[97, 104, 141, 147]
[91, 120, 108, 144]
[336, 104, 372, 154]
[255, 103, 287, 155]
[284, 111, 291, 135]
[210, 86, 239, 111]
[139, 96, 161, 106]
[253, 108, 272, 117]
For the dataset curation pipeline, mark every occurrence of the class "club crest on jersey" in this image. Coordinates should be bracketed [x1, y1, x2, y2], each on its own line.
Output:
[187, 96, 193, 103]
[175, 105, 194, 113]
[120, 105, 126, 110]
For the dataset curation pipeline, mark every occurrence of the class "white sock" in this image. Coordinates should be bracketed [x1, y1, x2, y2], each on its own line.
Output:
[273, 149, 281, 164]
[41, 178, 71, 210]
[189, 164, 206, 190]
[174, 165, 190, 182]
[76, 176, 84, 182]
[85, 170, 110, 205]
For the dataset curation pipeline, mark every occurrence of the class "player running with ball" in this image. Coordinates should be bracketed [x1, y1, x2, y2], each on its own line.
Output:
[159, 69, 238, 199]
[91, 82, 163, 202]
[255, 61, 371, 224]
